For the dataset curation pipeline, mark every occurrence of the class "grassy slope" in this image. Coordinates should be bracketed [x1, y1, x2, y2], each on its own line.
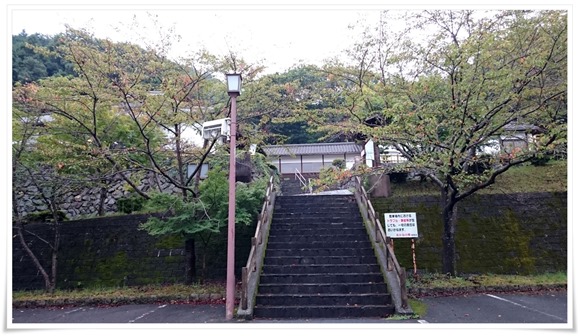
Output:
[390, 160, 567, 196]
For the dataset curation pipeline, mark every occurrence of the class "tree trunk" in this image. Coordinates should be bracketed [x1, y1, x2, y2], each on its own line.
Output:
[50, 247, 58, 294]
[202, 252, 207, 284]
[192, 138, 209, 197]
[193, 170, 202, 196]
[13, 168, 60, 293]
[184, 238, 196, 284]
[174, 124, 188, 201]
[15, 224, 52, 292]
[48, 196, 61, 294]
[441, 193, 458, 276]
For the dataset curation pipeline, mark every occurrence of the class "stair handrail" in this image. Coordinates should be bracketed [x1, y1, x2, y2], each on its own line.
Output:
[238, 175, 277, 318]
[353, 176, 410, 312]
[294, 168, 312, 193]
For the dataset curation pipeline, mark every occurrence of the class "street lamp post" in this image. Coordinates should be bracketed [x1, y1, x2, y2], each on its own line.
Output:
[225, 73, 241, 320]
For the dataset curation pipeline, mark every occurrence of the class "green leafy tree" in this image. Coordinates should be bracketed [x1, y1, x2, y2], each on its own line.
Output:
[109, 45, 273, 283]
[242, 65, 329, 144]
[12, 88, 89, 293]
[12, 26, 214, 286]
[12, 31, 75, 84]
[384, 10, 565, 275]
[12, 21, 275, 286]
[140, 161, 269, 283]
[298, 10, 567, 275]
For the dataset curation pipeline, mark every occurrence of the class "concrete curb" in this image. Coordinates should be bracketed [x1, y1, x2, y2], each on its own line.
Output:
[12, 292, 228, 309]
[12, 284, 567, 309]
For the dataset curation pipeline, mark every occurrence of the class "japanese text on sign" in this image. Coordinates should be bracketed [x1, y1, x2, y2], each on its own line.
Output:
[385, 212, 418, 238]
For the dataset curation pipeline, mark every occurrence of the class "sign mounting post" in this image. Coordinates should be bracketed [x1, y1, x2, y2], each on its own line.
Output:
[385, 212, 419, 278]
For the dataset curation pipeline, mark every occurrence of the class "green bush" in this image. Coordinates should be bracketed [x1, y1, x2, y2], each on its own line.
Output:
[530, 155, 550, 166]
[117, 195, 145, 214]
[389, 171, 408, 183]
[24, 210, 68, 223]
[332, 159, 346, 169]
[466, 154, 493, 174]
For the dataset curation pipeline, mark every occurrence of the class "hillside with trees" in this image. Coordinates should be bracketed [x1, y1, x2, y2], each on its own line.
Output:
[12, 31, 76, 85]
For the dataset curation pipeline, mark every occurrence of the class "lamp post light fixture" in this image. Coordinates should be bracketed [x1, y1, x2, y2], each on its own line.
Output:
[225, 73, 241, 320]
[226, 73, 242, 94]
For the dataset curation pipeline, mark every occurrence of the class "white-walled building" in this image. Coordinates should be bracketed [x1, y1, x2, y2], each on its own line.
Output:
[262, 142, 364, 176]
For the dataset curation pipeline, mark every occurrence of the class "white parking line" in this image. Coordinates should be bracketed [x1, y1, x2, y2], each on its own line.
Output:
[417, 319, 429, 323]
[485, 294, 566, 322]
[128, 304, 167, 323]
[63, 307, 85, 315]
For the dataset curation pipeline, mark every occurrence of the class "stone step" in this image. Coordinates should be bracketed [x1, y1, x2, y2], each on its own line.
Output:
[258, 272, 384, 284]
[268, 223, 364, 231]
[270, 218, 363, 224]
[267, 233, 370, 243]
[274, 201, 358, 207]
[272, 209, 360, 215]
[253, 304, 394, 319]
[270, 219, 364, 227]
[265, 247, 375, 258]
[261, 264, 381, 275]
[255, 293, 391, 306]
[275, 201, 357, 207]
[258, 282, 389, 295]
[263, 255, 379, 266]
[275, 196, 357, 205]
[266, 241, 371, 249]
[268, 227, 367, 236]
[272, 213, 361, 219]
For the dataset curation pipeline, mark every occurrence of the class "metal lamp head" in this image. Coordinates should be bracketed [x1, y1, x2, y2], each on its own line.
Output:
[226, 73, 242, 95]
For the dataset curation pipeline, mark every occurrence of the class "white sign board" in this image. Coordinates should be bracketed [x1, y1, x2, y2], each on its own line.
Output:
[385, 212, 418, 238]
[364, 139, 375, 167]
[187, 163, 209, 179]
[249, 144, 257, 155]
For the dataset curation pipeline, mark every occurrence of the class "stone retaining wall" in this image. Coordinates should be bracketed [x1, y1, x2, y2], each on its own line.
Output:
[12, 191, 566, 292]
[14, 171, 181, 219]
[12, 213, 256, 291]
[371, 192, 567, 275]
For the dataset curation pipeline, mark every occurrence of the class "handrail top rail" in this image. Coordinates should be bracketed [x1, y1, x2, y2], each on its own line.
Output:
[239, 174, 277, 313]
[294, 168, 312, 193]
[353, 174, 409, 311]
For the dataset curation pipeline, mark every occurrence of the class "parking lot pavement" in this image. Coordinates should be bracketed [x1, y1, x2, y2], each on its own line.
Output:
[9, 290, 569, 326]
[418, 290, 568, 324]
[10, 303, 228, 324]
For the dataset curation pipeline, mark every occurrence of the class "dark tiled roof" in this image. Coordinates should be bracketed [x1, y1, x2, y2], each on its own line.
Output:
[262, 142, 363, 156]
[502, 122, 544, 133]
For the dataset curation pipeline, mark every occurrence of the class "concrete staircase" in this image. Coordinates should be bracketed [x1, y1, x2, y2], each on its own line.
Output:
[252, 194, 394, 319]
[280, 176, 308, 195]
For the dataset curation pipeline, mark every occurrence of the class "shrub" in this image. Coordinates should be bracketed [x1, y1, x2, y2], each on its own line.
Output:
[24, 210, 68, 223]
[389, 171, 408, 183]
[332, 159, 346, 169]
[117, 195, 145, 214]
[467, 154, 493, 175]
[530, 155, 550, 166]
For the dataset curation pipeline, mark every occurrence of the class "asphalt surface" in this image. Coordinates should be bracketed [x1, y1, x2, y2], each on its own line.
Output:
[9, 290, 569, 326]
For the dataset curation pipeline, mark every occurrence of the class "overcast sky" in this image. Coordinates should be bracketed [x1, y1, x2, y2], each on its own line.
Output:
[8, 4, 384, 74]
[8, 1, 576, 75]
